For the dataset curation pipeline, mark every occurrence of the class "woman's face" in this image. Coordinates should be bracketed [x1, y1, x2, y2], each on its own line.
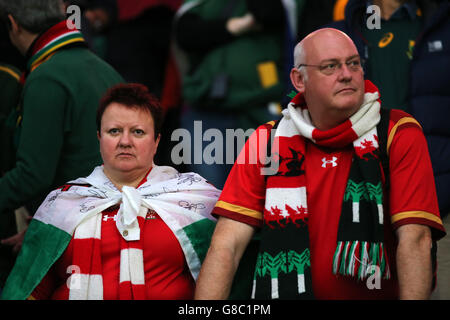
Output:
[98, 102, 160, 180]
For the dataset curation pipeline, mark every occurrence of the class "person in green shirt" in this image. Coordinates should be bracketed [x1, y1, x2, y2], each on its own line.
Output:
[0, 0, 124, 284]
[0, 61, 21, 290]
[0, 62, 20, 176]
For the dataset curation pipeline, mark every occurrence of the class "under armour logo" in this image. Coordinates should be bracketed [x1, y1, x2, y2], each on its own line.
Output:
[103, 214, 117, 222]
[322, 156, 338, 168]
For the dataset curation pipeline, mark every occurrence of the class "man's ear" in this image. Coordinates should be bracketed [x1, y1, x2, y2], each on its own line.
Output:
[290, 67, 306, 93]
[97, 131, 101, 140]
[7, 14, 20, 34]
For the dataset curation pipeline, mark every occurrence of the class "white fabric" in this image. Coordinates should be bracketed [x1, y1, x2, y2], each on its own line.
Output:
[281, 91, 381, 141]
[33, 165, 221, 300]
[35, 165, 220, 241]
[120, 248, 145, 285]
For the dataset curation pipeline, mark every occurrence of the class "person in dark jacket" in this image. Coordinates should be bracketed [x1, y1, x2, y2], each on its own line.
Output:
[0, 0, 124, 290]
[329, 0, 450, 300]
[0, 23, 23, 291]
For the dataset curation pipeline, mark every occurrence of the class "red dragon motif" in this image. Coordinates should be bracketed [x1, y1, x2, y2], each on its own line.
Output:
[264, 204, 309, 228]
[264, 206, 286, 229]
[354, 135, 379, 161]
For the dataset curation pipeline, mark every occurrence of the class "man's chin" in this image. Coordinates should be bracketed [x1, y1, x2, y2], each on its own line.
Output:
[335, 96, 364, 112]
[331, 103, 361, 119]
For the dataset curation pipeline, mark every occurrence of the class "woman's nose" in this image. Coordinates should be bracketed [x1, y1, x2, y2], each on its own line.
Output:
[118, 131, 132, 147]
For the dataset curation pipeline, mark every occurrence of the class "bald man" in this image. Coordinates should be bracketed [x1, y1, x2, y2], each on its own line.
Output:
[195, 28, 446, 300]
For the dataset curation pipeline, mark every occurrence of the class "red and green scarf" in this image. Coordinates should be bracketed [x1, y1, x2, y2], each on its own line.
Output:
[20, 20, 86, 84]
[251, 80, 390, 299]
[12, 20, 86, 128]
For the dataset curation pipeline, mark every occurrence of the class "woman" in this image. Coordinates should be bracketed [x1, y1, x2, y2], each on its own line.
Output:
[1, 83, 221, 300]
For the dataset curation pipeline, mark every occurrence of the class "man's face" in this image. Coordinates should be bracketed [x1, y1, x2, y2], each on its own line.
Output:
[299, 31, 365, 123]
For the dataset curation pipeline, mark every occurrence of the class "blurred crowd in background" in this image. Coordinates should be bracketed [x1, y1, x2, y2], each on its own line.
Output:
[0, 0, 449, 299]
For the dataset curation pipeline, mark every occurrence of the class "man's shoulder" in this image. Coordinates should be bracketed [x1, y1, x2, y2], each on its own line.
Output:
[388, 109, 422, 130]
[24, 48, 122, 96]
[244, 120, 280, 147]
[0, 63, 21, 82]
[386, 108, 424, 153]
[253, 119, 280, 133]
[27, 47, 119, 80]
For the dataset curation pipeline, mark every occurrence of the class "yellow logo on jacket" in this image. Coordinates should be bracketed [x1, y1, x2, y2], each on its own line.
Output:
[257, 61, 278, 88]
[406, 40, 415, 59]
[378, 32, 394, 48]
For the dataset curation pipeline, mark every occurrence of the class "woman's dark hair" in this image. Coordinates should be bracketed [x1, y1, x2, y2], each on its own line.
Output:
[97, 83, 163, 140]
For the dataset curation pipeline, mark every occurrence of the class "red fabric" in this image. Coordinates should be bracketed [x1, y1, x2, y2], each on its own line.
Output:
[312, 123, 358, 148]
[29, 21, 70, 56]
[32, 208, 194, 300]
[213, 109, 445, 299]
[31, 171, 195, 300]
[304, 141, 397, 299]
[117, 0, 181, 21]
[160, 54, 182, 114]
[101, 208, 195, 300]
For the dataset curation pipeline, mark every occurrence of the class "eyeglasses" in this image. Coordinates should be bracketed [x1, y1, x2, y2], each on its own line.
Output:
[296, 58, 363, 76]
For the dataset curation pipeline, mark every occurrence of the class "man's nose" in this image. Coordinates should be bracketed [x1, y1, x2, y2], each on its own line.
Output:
[337, 63, 353, 81]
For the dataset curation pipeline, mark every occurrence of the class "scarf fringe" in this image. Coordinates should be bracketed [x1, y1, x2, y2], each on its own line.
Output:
[332, 241, 391, 281]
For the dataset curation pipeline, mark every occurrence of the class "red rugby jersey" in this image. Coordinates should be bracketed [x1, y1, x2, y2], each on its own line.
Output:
[213, 110, 446, 299]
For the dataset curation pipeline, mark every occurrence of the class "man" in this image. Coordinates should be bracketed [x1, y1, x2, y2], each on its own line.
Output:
[0, 26, 22, 290]
[195, 28, 446, 300]
[0, 0, 123, 281]
[329, 0, 450, 299]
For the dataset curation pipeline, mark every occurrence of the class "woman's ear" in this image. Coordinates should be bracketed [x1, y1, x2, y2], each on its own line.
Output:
[155, 133, 161, 149]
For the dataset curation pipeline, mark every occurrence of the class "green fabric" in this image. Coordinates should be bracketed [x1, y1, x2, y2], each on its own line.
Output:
[362, 14, 422, 111]
[183, 214, 260, 300]
[0, 215, 17, 289]
[1, 219, 72, 300]
[0, 47, 123, 214]
[181, 0, 285, 111]
[182, 218, 216, 263]
[0, 63, 21, 175]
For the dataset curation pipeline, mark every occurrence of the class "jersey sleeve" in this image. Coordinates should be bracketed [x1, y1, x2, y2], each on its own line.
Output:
[212, 122, 276, 228]
[387, 110, 446, 240]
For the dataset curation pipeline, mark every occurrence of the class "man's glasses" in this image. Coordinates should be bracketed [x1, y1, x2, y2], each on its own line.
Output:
[296, 58, 363, 76]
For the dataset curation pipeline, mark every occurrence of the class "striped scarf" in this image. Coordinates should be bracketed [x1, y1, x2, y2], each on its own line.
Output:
[1, 166, 220, 300]
[20, 20, 86, 84]
[252, 80, 390, 299]
[13, 21, 86, 128]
